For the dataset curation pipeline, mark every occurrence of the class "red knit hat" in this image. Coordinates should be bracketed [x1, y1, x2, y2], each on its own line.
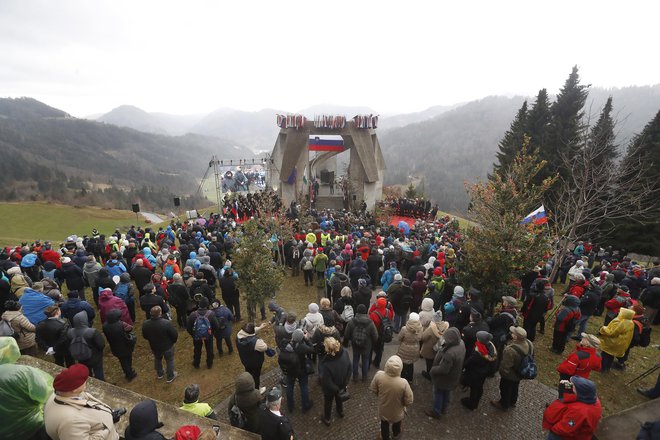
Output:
[433, 267, 442, 276]
[53, 363, 89, 392]
[377, 297, 387, 308]
[174, 425, 201, 440]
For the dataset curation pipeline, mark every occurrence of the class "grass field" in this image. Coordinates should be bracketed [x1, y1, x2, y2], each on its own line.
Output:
[0, 202, 154, 246]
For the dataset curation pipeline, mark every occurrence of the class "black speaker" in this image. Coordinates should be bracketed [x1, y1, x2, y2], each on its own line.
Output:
[132, 203, 140, 213]
[352, 195, 357, 201]
[173, 197, 180, 207]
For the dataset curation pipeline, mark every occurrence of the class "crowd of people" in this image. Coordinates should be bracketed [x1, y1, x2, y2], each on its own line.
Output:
[0, 193, 658, 440]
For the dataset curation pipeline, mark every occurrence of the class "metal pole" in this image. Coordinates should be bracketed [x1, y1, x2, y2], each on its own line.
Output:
[212, 156, 223, 215]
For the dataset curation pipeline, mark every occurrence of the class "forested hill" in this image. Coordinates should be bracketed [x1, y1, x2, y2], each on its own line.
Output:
[379, 85, 660, 214]
[380, 96, 526, 213]
[0, 97, 252, 209]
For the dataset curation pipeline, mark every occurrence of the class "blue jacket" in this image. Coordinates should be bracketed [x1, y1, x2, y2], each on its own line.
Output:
[105, 260, 126, 278]
[18, 289, 55, 324]
[20, 254, 38, 268]
[212, 305, 234, 338]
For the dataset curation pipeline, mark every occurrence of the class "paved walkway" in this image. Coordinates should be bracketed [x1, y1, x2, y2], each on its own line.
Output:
[215, 341, 556, 439]
[141, 211, 165, 223]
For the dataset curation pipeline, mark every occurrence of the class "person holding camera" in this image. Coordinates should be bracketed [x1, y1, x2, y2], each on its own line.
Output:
[44, 363, 123, 440]
[542, 376, 602, 440]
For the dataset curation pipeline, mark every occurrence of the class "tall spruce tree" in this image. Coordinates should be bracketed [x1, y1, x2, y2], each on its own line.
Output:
[493, 100, 527, 176]
[604, 110, 660, 254]
[526, 88, 552, 152]
[589, 96, 618, 166]
[547, 66, 590, 177]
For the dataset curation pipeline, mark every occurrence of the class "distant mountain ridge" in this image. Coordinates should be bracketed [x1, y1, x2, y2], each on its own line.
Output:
[0, 97, 252, 208]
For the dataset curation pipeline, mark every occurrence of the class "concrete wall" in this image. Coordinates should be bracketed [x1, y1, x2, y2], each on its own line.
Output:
[17, 356, 258, 440]
[268, 120, 385, 211]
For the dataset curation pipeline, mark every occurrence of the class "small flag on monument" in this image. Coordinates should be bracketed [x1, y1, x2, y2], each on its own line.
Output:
[308, 135, 345, 152]
[287, 166, 297, 185]
[521, 205, 548, 225]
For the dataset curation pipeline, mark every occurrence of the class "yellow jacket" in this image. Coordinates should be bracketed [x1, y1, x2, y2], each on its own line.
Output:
[599, 308, 634, 358]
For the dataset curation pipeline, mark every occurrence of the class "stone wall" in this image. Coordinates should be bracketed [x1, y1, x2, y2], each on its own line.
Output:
[17, 356, 259, 440]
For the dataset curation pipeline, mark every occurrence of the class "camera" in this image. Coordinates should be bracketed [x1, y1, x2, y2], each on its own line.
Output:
[111, 407, 127, 423]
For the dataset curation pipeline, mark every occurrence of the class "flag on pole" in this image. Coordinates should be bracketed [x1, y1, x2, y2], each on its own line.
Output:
[286, 166, 297, 185]
[303, 175, 308, 185]
[521, 205, 548, 225]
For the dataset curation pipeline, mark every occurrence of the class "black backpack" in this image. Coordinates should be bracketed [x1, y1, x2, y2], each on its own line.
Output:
[70, 329, 94, 362]
[229, 395, 247, 429]
[352, 321, 368, 348]
[375, 309, 394, 343]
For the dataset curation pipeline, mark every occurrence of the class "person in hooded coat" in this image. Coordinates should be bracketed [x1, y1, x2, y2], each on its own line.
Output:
[557, 333, 601, 380]
[369, 355, 414, 440]
[420, 312, 449, 380]
[98, 288, 133, 326]
[343, 304, 379, 382]
[461, 331, 497, 410]
[82, 255, 102, 301]
[0, 337, 54, 440]
[425, 327, 466, 419]
[124, 399, 167, 440]
[18, 285, 55, 325]
[67, 310, 105, 381]
[522, 279, 550, 342]
[552, 295, 582, 354]
[411, 271, 427, 313]
[2, 299, 37, 356]
[229, 372, 263, 433]
[354, 278, 372, 311]
[102, 308, 137, 380]
[36, 304, 73, 367]
[8, 265, 31, 298]
[542, 376, 602, 440]
[396, 312, 423, 382]
[598, 307, 635, 372]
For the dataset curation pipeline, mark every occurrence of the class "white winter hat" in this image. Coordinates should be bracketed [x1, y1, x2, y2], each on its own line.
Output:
[408, 312, 420, 322]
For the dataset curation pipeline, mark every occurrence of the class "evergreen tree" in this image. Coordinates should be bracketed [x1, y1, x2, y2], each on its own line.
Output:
[547, 66, 590, 177]
[526, 89, 552, 152]
[493, 101, 528, 176]
[589, 96, 618, 166]
[464, 137, 556, 312]
[604, 110, 660, 254]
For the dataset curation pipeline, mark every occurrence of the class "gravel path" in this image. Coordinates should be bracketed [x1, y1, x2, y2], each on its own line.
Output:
[140, 211, 165, 224]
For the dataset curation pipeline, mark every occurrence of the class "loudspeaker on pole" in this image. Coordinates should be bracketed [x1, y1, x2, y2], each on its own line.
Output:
[173, 197, 180, 207]
[132, 203, 140, 213]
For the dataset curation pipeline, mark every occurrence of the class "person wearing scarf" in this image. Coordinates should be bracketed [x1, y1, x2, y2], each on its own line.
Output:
[461, 331, 497, 410]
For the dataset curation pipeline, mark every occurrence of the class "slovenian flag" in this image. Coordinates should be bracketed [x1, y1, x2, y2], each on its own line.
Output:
[521, 205, 548, 225]
[308, 135, 345, 152]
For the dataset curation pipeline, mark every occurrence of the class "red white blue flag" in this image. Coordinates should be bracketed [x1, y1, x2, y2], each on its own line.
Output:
[521, 205, 548, 225]
[308, 135, 345, 152]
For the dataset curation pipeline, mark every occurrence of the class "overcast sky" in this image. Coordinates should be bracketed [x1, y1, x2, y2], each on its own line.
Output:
[0, 0, 658, 117]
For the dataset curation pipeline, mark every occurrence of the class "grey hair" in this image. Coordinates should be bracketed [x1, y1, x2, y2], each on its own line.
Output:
[266, 397, 282, 410]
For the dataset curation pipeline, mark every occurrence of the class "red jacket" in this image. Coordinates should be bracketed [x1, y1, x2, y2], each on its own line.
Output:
[557, 345, 601, 379]
[543, 394, 602, 440]
[369, 302, 394, 332]
[569, 282, 587, 298]
[41, 249, 62, 269]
